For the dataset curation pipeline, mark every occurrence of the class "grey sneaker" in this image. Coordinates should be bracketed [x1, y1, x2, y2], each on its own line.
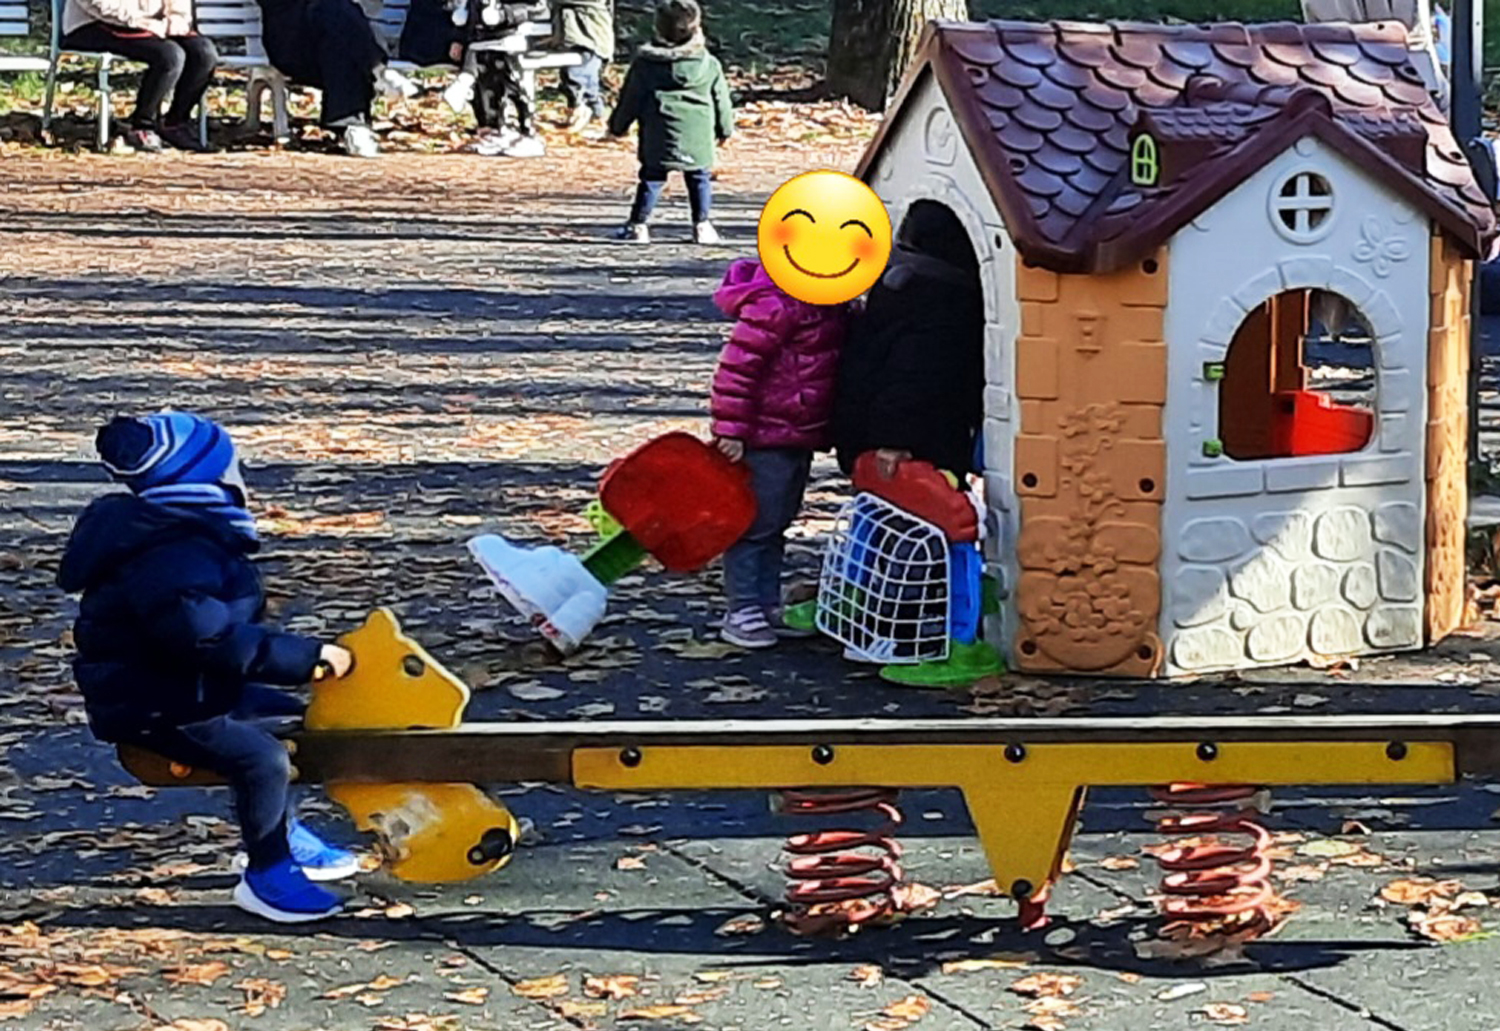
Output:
[721, 607, 777, 650]
[693, 221, 721, 244]
[613, 223, 650, 243]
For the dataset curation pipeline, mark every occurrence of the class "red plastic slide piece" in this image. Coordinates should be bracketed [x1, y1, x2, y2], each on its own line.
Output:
[1270, 390, 1374, 457]
[599, 432, 757, 572]
[851, 453, 979, 543]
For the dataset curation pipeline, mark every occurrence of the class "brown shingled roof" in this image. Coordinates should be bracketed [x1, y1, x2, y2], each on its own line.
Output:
[855, 20, 1496, 273]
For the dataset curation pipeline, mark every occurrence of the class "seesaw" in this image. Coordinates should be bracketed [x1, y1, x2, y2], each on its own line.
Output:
[119, 604, 1500, 930]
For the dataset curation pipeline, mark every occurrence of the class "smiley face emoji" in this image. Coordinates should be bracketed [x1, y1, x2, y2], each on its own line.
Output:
[757, 170, 893, 306]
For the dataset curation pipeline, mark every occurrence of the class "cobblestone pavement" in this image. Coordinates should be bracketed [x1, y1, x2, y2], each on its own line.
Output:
[6, 145, 1500, 1031]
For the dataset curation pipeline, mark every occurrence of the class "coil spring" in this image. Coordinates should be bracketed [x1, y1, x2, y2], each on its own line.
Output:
[1148, 783, 1275, 935]
[776, 788, 906, 935]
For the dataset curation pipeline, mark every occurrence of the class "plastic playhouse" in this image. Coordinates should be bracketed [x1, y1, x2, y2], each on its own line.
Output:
[846, 18, 1494, 677]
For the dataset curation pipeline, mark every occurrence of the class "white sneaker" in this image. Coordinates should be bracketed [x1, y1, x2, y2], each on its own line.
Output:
[612, 223, 650, 243]
[378, 66, 419, 100]
[693, 221, 721, 245]
[443, 71, 477, 114]
[502, 134, 546, 158]
[342, 124, 379, 158]
[473, 126, 520, 156]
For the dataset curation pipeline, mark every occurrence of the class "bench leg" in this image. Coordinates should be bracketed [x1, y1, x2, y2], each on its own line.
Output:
[40, 57, 58, 134]
[269, 70, 290, 143]
[96, 58, 111, 151]
[245, 71, 266, 135]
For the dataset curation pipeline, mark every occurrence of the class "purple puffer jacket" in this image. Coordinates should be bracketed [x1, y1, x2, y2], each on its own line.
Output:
[709, 260, 848, 450]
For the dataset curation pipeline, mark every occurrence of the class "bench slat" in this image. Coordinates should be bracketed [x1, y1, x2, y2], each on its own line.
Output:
[0, 22, 32, 35]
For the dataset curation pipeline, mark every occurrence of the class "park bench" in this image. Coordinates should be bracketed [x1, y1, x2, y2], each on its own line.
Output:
[0, 2, 49, 75]
[213, 0, 582, 142]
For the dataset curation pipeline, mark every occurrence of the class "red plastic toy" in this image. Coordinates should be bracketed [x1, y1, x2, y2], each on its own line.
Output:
[851, 453, 978, 543]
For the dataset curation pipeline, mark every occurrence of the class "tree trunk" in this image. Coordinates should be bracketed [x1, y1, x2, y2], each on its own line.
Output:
[826, 0, 969, 112]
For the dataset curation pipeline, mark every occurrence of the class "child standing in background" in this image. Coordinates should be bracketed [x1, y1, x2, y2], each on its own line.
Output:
[607, 0, 733, 244]
[710, 259, 850, 649]
[57, 413, 360, 923]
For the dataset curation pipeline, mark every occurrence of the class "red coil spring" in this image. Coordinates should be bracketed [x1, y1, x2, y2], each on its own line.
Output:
[777, 788, 906, 935]
[1148, 783, 1275, 935]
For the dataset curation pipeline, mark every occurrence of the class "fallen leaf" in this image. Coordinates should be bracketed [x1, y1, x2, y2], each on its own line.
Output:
[1246, 992, 1275, 1003]
[1297, 839, 1360, 858]
[506, 682, 565, 702]
[1197, 1003, 1250, 1025]
[1156, 982, 1208, 1002]
[1010, 973, 1082, 998]
[558, 1000, 609, 1018]
[882, 995, 932, 1020]
[384, 903, 416, 919]
[942, 879, 1002, 899]
[1098, 855, 1139, 871]
[444, 987, 489, 1005]
[615, 855, 647, 870]
[584, 974, 640, 1000]
[714, 915, 766, 936]
[164, 961, 233, 986]
[941, 957, 1029, 975]
[512, 974, 569, 999]
[619, 1004, 700, 1021]
[849, 964, 883, 987]
[234, 978, 287, 1017]
[1380, 878, 1462, 906]
[670, 639, 743, 660]
[154, 1021, 230, 1031]
[322, 974, 410, 1000]
[1410, 910, 1484, 942]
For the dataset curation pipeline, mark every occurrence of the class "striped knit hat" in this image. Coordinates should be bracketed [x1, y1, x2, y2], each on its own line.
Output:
[96, 413, 254, 537]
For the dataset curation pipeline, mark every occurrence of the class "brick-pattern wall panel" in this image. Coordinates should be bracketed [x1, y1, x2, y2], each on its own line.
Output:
[1425, 232, 1471, 641]
[1012, 252, 1167, 676]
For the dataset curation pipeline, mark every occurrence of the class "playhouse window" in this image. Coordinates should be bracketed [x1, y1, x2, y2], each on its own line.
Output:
[1271, 171, 1334, 242]
[1217, 289, 1376, 461]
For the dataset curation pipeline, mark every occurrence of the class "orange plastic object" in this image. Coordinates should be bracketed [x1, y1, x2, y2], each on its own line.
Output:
[599, 432, 757, 572]
[1270, 390, 1374, 457]
[851, 452, 979, 543]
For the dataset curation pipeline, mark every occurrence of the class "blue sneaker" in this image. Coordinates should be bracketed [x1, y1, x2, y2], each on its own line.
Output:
[233, 858, 342, 923]
[288, 821, 363, 882]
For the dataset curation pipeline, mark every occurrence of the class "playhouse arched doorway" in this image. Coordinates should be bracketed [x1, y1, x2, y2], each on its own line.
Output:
[887, 198, 985, 472]
[1218, 288, 1377, 461]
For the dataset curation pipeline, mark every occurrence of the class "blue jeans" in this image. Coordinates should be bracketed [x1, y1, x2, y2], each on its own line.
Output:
[124, 685, 304, 870]
[561, 49, 603, 116]
[723, 448, 813, 612]
[628, 166, 712, 225]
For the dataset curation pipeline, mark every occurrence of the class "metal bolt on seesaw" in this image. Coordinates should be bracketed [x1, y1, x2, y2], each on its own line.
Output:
[116, 606, 1500, 930]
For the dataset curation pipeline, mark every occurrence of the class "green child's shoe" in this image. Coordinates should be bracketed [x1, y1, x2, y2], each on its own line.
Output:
[879, 639, 1006, 689]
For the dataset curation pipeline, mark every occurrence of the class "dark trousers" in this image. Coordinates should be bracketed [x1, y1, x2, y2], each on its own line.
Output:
[61, 24, 219, 129]
[260, 0, 385, 128]
[560, 49, 603, 116]
[723, 447, 813, 611]
[628, 165, 712, 225]
[124, 685, 305, 870]
[472, 53, 531, 134]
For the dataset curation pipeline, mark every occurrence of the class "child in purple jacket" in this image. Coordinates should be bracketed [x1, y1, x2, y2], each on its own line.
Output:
[709, 258, 849, 649]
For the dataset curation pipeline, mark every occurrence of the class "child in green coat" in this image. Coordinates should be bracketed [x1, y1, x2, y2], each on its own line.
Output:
[607, 0, 733, 244]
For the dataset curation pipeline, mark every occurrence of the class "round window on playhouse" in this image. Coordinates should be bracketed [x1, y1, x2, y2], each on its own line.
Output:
[1270, 170, 1335, 244]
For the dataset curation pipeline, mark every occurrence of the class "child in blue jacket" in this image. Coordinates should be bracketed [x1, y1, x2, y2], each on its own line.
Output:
[57, 412, 358, 923]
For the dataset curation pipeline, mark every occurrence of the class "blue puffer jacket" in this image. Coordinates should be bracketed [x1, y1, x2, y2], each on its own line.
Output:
[56, 494, 322, 741]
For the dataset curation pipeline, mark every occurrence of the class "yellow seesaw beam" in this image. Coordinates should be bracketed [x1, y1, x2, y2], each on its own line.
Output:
[117, 608, 1498, 900]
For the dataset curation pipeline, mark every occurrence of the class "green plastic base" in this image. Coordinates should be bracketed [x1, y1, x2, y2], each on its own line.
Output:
[581, 529, 647, 586]
[879, 639, 1006, 689]
[782, 599, 818, 633]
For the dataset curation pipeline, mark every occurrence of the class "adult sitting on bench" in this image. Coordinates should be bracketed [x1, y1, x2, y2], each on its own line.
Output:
[60, 0, 219, 152]
[254, 0, 405, 157]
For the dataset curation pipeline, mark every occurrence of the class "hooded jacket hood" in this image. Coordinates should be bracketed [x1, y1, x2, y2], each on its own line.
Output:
[57, 493, 254, 594]
[712, 259, 784, 319]
[636, 31, 718, 88]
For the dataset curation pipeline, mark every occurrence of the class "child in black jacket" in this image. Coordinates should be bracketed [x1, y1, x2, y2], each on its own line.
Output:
[58, 413, 358, 923]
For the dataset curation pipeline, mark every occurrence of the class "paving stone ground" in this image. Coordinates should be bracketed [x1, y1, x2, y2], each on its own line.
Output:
[5, 144, 1500, 1031]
